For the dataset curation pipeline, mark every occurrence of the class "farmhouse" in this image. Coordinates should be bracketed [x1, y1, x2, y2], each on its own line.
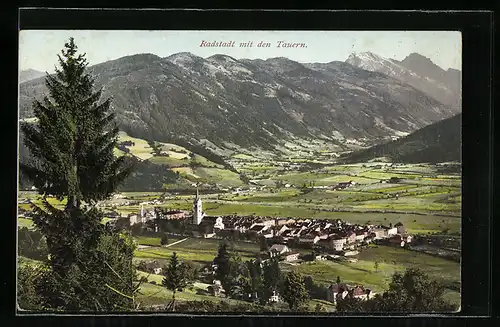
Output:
[395, 222, 406, 234]
[326, 283, 350, 304]
[350, 286, 374, 301]
[283, 252, 300, 262]
[334, 181, 356, 190]
[269, 244, 291, 257]
[269, 290, 281, 303]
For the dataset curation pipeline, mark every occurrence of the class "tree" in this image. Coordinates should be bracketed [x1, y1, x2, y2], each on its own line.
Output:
[337, 268, 457, 313]
[336, 276, 341, 284]
[368, 268, 457, 313]
[374, 260, 379, 272]
[282, 271, 309, 311]
[160, 233, 169, 246]
[162, 252, 187, 311]
[18, 38, 135, 311]
[259, 236, 269, 252]
[336, 295, 366, 313]
[213, 241, 235, 294]
[180, 261, 198, 286]
[260, 257, 282, 304]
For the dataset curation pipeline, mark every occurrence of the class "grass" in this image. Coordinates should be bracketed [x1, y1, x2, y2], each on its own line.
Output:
[137, 283, 248, 307]
[288, 245, 460, 306]
[134, 238, 261, 264]
[149, 156, 188, 167]
[194, 167, 244, 187]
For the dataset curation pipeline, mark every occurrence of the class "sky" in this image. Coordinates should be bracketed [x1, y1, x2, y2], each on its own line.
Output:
[19, 30, 461, 73]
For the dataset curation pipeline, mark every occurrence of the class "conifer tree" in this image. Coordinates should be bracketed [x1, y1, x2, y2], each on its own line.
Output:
[162, 252, 187, 311]
[282, 271, 309, 311]
[18, 38, 135, 311]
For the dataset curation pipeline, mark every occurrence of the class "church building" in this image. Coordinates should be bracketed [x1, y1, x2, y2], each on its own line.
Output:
[186, 187, 224, 237]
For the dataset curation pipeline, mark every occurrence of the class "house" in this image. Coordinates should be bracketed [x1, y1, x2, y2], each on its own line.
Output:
[335, 181, 356, 190]
[153, 267, 162, 275]
[297, 234, 320, 247]
[283, 252, 300, 262]
[387, 226, 398, 236]
[269, 244, 291, 257]
[355, 230, 367, 241]
[326, 283, 350, 304]
[315, 255, 327, 261]
[330, 236, 347, 251]
[350, 285, 374, 301]
[262, 229, 274, 239]
[346, 231, 357, 244]
[213, 217, 225, 230]
[276, 225, 290, 236]
[370, 228, 388, 240]
[395, 222, 406, 234]
[269, 290, 280, 303]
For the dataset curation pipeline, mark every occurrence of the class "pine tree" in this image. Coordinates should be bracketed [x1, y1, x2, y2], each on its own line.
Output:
[21, 37, 132, 209]
[162, 252, 187, 311]
[260, 258, 282, 304]
[18, 38, 135, 311]
[282, 271, 309, 311]
[213, 241, 234, 294]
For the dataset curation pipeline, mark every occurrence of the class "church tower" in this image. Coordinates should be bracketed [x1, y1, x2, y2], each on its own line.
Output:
[193, 187, 205, 225]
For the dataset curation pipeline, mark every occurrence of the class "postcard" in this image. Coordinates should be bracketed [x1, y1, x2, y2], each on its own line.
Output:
[17, 29, 461, 314]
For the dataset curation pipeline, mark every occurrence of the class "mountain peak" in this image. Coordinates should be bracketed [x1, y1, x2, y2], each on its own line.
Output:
[207, 54, 238, 63]
[401, 53, 440, 70]
[19, 69, 45, 83]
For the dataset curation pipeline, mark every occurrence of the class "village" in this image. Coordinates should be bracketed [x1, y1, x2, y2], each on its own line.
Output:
[95, 189, 415, 306]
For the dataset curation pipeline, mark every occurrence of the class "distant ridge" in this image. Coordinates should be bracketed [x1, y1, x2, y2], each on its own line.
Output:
[20, 69, 45, 83]
[342, 113, 462, 164]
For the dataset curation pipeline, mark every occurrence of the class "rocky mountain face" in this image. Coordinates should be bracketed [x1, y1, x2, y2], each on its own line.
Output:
[342, 113, 462, 164]
[346, 52, 461, 110]
[19, 52, 457, 154]
[19, 69, 45, 83]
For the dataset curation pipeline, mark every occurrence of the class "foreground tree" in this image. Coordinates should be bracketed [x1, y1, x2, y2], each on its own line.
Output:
[368, 268, 457, 313]
[213, 241, 235, 294]
[260, 257, 282, 304]
[336, 268, 457, 313]
[18, 37, 135, 311]
[162, 252, 187, 311]
[282, 271, 309, 311]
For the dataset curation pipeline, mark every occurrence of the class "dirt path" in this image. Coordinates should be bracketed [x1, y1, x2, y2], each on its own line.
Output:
[163, 237, 189, 248]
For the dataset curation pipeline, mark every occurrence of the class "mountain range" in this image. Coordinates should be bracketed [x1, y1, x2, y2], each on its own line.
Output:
[19, 69, 45, 83]
[342, 113, 461, 164]
[19, 51, 461, 157]
[346, 52, 461, 110]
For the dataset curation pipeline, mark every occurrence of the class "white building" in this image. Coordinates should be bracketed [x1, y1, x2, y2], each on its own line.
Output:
[193, 188, 205, 225]
[269, 244, 290, 257]
[214, 217, 225, 230]
[269, 290, 280, 303]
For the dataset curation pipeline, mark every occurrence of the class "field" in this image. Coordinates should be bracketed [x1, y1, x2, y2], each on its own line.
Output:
[17, 131, 462, 312]
[134, 237, 261, 264]
[286, 244, 460, 307]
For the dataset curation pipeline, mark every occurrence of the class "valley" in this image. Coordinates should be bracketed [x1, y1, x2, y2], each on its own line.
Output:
[18, 131, 461, 311]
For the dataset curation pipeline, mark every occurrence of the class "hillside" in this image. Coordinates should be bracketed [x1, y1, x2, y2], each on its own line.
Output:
[19, 52, 456, 155]
[18, 130, 243, 191]
[346, 52, 461, 110]
[341, 113, 462, 164]
[19, 69, 45, 83]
